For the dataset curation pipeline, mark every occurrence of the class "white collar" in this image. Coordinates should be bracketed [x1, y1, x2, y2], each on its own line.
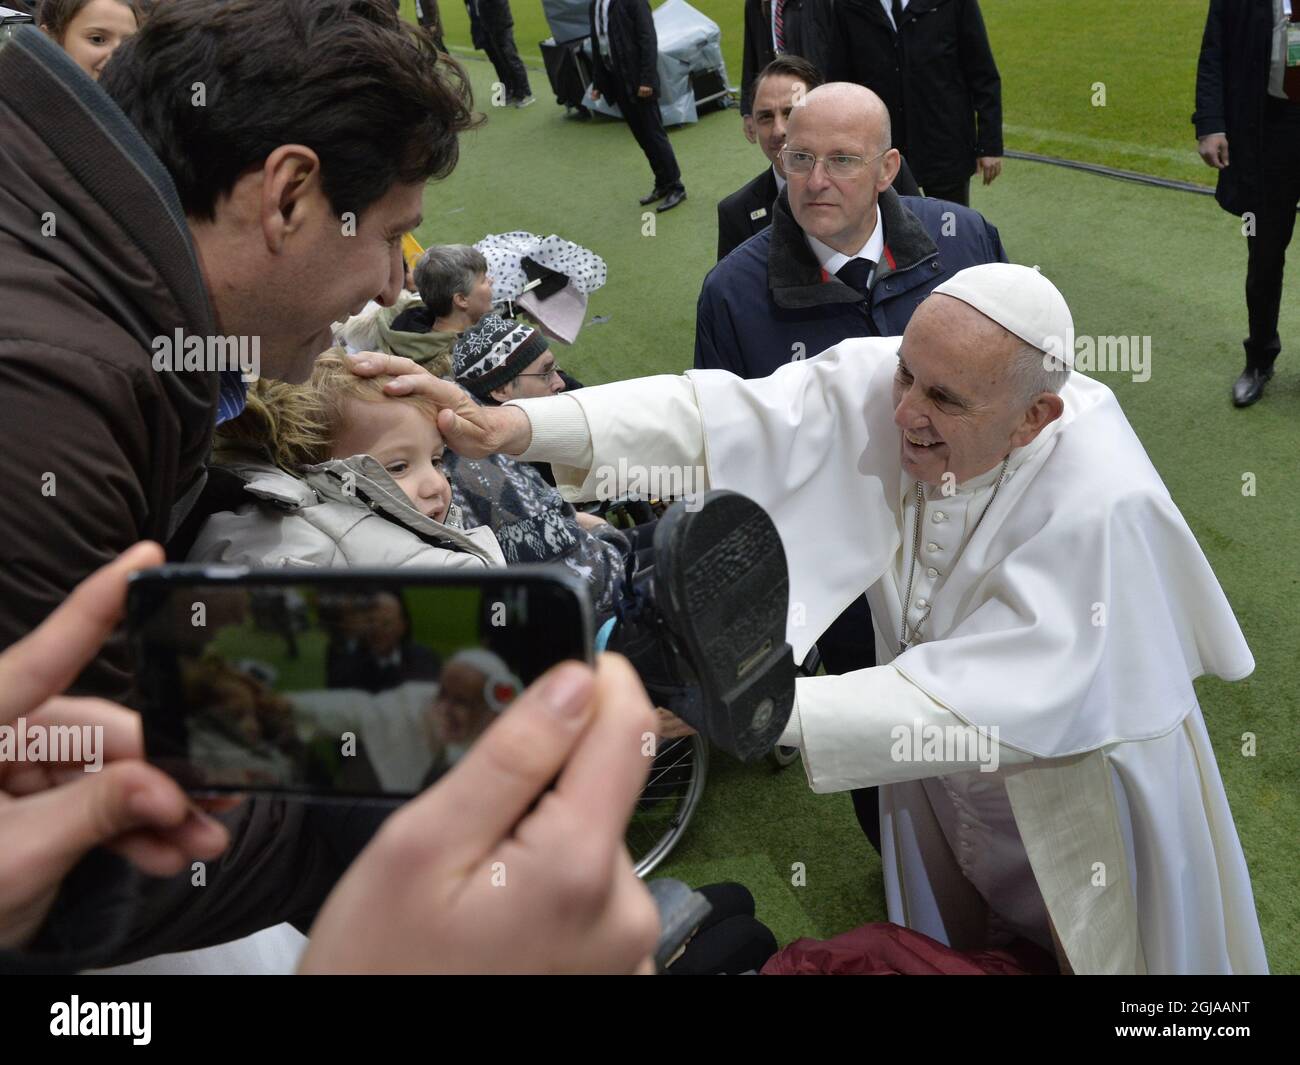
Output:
[772, 165, 787, 194]
[900, 414, 1063, 504]
[804, 203, 885, 276]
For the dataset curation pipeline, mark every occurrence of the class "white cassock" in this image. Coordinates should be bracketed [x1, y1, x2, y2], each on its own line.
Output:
[508, 341, 1269, 975]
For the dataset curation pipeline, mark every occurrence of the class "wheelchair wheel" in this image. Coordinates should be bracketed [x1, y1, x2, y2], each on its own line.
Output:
[627, 733, 709, 878]
[768, 744, 801, 769]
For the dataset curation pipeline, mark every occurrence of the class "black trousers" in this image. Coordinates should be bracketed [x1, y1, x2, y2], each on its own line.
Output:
[477, 0, 531, 101]
[1244, 98, 1300, 372]
[921, 177, 971, 207]
[816, 595, 882, 854]
[609, 84, 683, 193]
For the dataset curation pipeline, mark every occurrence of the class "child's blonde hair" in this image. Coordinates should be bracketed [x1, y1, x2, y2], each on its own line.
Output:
[216, 348, 441, 472]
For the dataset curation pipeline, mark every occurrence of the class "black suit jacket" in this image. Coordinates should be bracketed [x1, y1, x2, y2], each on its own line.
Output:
[1193, 0, 1276, 217]
[589, 0, 659, 101]
[715, 156, 923, 261]
[828, 0, 1002, 188]
[741, 0, 836, 114]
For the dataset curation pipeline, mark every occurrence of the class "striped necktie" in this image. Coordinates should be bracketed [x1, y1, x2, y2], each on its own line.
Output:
[774, 0, 786, 53]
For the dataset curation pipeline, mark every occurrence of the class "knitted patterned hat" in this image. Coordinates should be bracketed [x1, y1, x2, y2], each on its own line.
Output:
[452, 313, 550, 398]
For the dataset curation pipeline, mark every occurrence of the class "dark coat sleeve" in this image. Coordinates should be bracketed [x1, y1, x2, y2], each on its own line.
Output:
[717, 196, 749, 261]
[958, 0, 1003, 157]
[741, 0, 761, 115]
[1193, 0, 1227, 136]
[0, 341, 156, 700]
[800, 0, 838, 84]
[694, 275, 745, 373]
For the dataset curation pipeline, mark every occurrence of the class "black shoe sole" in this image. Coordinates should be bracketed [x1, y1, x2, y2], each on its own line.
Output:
[652, 490, 794, 762]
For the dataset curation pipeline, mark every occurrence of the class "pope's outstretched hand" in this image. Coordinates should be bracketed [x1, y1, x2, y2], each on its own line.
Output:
[347, 351, 534, 458]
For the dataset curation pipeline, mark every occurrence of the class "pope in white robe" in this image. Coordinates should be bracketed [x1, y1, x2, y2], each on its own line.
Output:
[410, 263, 1268, 975]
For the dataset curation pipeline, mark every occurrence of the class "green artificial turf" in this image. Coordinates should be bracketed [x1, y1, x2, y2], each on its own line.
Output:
[401, 2, 1298, 972]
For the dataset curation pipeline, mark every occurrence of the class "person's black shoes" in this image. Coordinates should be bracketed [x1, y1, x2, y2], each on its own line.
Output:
[657, 188, 687, 213]
[607, 490, 794, 763]
[1232, 366, 1273, 407]
[639, 186, 669, 206]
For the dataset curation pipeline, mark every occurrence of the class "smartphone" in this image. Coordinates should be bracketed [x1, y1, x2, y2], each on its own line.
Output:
[128, 565, 593, 801]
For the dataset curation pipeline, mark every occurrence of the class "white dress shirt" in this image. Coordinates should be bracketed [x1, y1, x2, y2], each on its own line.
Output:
[880, 0, 909, 31]
[1269, 0, 1294, 100]
[805, 204, 885, 285]
[596, 0, 613, 62]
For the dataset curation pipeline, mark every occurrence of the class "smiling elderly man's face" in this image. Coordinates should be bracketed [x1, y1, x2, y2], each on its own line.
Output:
[891, 296, 1063, 486]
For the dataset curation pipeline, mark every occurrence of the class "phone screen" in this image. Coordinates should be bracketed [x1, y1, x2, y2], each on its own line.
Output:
[129, 568, 592, 800]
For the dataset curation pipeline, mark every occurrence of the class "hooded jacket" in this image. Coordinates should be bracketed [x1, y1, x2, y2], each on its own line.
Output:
[189, 455, 506, 569]
[0, 28, 388, 975]
[0, 27, 217, 700]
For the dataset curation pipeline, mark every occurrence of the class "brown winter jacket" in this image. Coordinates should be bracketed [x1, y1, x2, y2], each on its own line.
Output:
[0, 28, 386, 974]
[0, 27, 217, 701]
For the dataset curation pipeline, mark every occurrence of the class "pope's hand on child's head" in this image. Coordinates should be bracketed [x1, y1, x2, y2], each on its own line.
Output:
[345, 351, 533, 459]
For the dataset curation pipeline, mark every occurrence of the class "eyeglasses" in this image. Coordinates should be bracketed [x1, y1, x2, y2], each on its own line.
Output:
[515, 366, 561, 383]
[779, 147, 889, 178]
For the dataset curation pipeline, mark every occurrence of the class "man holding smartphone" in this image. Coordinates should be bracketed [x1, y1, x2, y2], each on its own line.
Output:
[0, 545, 662, 974]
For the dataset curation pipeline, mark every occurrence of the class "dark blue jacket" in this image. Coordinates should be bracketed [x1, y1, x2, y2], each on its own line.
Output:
[694, 186, 1007, 378]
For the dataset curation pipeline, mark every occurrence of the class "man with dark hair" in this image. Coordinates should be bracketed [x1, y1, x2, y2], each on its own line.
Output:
[739, 0, 834, 121]
[718, 54, 920, 261]
[828, 0, 1003, 207]
[1194, 0, 1300, 407]
[589, 0, 686, 213]
[0, 0, 480, 969]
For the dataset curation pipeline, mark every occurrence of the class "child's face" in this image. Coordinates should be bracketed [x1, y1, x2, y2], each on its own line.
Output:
[51, 0, 138, 81]
[332, 399, 452, 524]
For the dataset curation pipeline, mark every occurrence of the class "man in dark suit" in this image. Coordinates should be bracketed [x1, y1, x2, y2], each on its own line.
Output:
[740, 0, 834, 118]
[589, 0, 686, 212]
[465, 0, 533, 107]
[718, 55, 921, 261]
[828, 0, 1002, 207]
[1195, 0, 1300, 407]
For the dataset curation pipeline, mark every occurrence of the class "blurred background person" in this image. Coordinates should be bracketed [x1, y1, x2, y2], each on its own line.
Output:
[829, 0, 1003, 206]
[590, 0, 686, 212]
[465, 0, 533, 107]
[718, 55, 920, 261]
[38, 0, 137, 80]
[1195, 0, 1300, 407]
[413, 0, 448, 53]
[327, 593, 442, 694]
